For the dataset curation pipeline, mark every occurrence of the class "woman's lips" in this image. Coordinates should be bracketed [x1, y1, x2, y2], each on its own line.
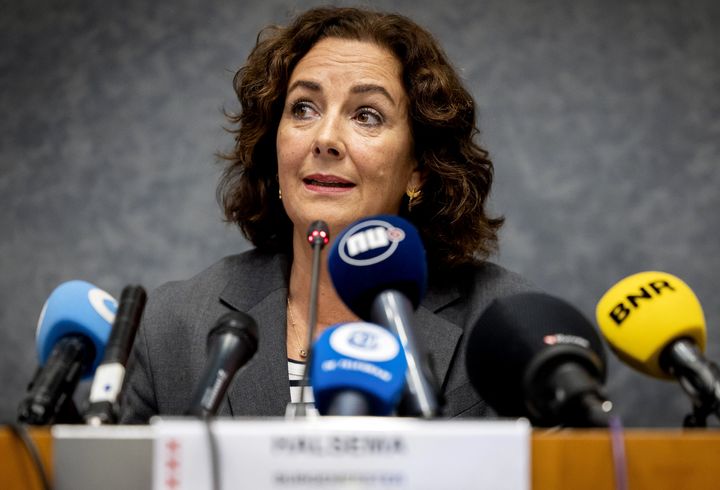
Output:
[303, 174, 355, 192]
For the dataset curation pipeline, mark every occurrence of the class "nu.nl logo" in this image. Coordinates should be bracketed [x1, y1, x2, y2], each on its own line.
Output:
[339, 220, 405, 266]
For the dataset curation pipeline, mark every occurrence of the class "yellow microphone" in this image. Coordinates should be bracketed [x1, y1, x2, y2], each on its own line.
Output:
[596, 271, 706, 378]
[596, 271, 719, 425]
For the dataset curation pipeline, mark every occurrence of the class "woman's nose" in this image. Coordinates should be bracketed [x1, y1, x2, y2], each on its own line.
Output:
[312, 115, 345, 160]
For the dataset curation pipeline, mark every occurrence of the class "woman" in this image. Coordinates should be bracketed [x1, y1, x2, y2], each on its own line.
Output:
[120, 6, 532, 422]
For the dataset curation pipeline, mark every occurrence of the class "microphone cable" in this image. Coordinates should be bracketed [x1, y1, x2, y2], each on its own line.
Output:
[608, 415, 629, 490]
[203, 418, 221, 490]
[7, 422, 52, 490]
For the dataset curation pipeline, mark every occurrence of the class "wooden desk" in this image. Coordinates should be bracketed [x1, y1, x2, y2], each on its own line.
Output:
[3, 426, 720, 489]
[533, 429, 720, 490]
[0, 426, 52, 490]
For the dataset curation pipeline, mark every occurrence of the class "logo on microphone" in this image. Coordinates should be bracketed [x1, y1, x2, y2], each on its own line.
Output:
[348, 330, 379, 350]
[88, 288, 118, 325]
[543, 334, 590, 349]
[330, 322, 400, 362]
[338, 220, 406, 266]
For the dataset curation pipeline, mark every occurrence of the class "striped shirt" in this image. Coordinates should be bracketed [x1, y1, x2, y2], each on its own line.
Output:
[288, 359, 319, 416]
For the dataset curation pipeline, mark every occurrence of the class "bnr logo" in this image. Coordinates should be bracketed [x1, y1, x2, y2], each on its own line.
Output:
[348, 331, 378, 350]
[609, 280, 675, 325]
[339, 220, 406, 266]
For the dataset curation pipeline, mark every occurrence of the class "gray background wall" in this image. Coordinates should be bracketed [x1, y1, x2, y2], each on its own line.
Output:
[1, 0, 718, 427]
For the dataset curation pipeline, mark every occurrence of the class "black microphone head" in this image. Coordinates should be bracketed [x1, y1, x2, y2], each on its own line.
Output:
[466, 292, 607, 425]
[186, 311, 259, 417]
[207, 311, 258, 352]
[307, 220, 330, 248]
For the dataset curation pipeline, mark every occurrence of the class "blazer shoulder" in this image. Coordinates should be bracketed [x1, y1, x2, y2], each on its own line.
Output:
[148, 249, 287, 307]
[469, 261, 537, 296]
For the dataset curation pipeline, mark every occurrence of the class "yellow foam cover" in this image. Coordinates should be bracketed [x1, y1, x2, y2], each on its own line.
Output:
[595, 271, 706, 379]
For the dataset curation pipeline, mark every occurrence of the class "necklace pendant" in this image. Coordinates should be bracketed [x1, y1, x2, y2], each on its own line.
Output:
[299, 349, 308, 358]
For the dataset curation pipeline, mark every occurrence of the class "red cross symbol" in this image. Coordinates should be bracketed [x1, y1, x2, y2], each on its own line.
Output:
[166, 439, 180, 452]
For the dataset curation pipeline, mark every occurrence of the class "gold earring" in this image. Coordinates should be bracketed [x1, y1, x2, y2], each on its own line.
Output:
[279, 187, 282, 200]
[406, 187, 421, 211]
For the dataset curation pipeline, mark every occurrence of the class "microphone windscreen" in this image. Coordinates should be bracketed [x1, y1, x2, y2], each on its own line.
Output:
[328, 215, 427, 318]
[595, 271, 706, 379]
[207, 311, 259, 351]
[310, 322, 407, 415]
[36, 280, 117, 377]
[466, 292, 606, 417]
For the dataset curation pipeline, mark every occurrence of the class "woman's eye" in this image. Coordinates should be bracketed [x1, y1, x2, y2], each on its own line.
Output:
[355, 107, 383, 126]
[290, 101, 318, 119]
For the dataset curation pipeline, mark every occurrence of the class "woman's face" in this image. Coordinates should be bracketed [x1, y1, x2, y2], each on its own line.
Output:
[276, 37, 421, 242]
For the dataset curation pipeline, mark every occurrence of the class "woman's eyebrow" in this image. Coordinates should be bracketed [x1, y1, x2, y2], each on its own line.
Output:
[287, 79, 321, 94]
[287, 80, 395, 105]
[351, 83, 395, 105]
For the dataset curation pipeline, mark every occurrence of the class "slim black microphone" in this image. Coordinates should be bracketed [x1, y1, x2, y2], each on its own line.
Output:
[85, 285, 147, 425]
[466, 292, 613, 427]
[185, 312, 259, 417]
[296, 220, 329, 408]
[304, 220, 330, 350]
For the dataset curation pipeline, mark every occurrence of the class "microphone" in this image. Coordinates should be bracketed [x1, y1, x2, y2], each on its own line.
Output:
[596, 271, 719, 426]
[300, 220, 329, 383]
[305, 220, 329, 341]
[85, 285, 147, 425]
[185, 311, 259, 417]
[18, 280, 117, 425]
[285, 221, 330, 418]
[328, 215, 438, 418]
[310, 322, 407, 415]
[466, 292, 613, 427]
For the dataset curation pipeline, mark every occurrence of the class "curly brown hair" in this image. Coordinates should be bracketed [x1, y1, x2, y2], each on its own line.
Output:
[218, 6, 503, 267]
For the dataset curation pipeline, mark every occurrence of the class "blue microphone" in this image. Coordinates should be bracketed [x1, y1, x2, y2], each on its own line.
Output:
[311, 322, 407, 415]
[328, 215, 439, 417]
[18, 280, 117, 425]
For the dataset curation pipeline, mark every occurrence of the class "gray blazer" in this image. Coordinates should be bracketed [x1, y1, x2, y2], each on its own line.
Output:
[120, 249, 533, 423]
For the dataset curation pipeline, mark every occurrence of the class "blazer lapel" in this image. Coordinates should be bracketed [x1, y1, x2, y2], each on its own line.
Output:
[415, 276, 464, 390]
[218, 253, 292, 416]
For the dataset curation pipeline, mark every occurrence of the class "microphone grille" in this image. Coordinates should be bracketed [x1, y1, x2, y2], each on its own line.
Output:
[466, 292, 606, 417]
[208, 311, 259, 350]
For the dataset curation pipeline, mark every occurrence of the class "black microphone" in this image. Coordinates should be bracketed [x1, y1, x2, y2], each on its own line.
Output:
[185, 311, 259, 417]
[466, 292, 614, 427]
[85, 285, 147, 425]
[328, 215, 439, 418]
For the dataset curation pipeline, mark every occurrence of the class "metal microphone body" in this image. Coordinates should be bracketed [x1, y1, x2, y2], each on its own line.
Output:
[371, 290, 438, 418]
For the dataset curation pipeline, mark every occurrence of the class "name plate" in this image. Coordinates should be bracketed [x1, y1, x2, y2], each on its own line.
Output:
[152, 417, 530, 490]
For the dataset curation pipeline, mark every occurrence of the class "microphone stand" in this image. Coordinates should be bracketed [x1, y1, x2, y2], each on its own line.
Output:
[664, 340, 720, 427]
